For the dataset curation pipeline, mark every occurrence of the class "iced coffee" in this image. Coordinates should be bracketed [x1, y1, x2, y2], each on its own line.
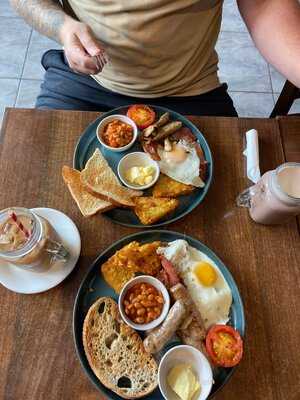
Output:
[0, 207, 68, 269]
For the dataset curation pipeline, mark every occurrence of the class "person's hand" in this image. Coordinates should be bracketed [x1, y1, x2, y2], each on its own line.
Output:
[60, 17, 107, 75]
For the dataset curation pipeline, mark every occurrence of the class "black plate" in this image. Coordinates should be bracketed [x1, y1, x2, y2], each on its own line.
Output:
[73, 230, 245, 400]
[73, 105, 213, 228]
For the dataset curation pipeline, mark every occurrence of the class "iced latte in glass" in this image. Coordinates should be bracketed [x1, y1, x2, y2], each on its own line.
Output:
[0, 207, 68, 269]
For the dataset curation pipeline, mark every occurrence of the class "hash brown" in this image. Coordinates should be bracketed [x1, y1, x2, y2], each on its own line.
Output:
[152, 174, 195, 198]
[101, 241, 162, 293]
[134, 196, 179, 225]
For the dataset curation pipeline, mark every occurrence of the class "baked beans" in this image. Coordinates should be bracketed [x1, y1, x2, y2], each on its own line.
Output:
[123, 282, 164, 324]
[102, 119, 133, 148]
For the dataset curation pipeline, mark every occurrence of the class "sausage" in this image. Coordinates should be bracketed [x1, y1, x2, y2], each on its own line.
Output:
[153, 121, 182, 142]
[170, 283, 206, 339]
[143, 125, 156, 137]
[170, 283, 211, 359]
[155, 112, 170, 128]
[143, 300, 186, 354]
[142, 112, 170, 137]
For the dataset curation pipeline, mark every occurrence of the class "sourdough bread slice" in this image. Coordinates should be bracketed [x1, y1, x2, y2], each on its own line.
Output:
[80, 149, 142, 207]
[62, 166, 114, 216]
[82, 297, 158, 399]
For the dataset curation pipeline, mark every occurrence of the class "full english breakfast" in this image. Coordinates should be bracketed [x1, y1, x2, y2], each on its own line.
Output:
[63, 105, 209, 225]
[82, 238, 244, 400]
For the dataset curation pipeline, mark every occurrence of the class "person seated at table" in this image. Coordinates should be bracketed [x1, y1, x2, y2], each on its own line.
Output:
[10, 0, 300, 116]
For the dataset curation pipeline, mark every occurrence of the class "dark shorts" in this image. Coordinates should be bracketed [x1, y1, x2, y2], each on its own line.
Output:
[36, 50, 237, 117]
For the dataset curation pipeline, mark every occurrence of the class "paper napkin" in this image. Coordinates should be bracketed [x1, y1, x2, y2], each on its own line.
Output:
[243, 129, 261, 183]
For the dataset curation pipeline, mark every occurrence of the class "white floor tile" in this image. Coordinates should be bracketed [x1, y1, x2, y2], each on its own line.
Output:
[0, 17, 31, 78]
[0, 0, 19, 17]
[216, 31, 272, 93]
[0, 78, 19, 128]
[229, 91, 275, 117]
[22, 30, 61, 80]
[221, 0, 247, 32]
[15, 79, 42, 108]
[269, 65, 286, 94]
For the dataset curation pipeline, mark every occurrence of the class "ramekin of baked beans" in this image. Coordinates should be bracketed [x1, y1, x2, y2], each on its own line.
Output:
[97, 114, 138, 153]
[103, 119, 133, 148]
[118, 276, 170, 331]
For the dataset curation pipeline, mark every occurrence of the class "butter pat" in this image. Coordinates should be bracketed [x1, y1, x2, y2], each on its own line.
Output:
[125, 165, 155, 186]
[167, 364, 200, 400]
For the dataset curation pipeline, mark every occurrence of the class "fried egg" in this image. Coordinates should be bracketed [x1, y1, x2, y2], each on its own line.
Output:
[158, 240, 232, 329]
[157, 141, 204, 187]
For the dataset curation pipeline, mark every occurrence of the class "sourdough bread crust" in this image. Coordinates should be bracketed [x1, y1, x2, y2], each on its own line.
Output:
[82, 297, 158, 399]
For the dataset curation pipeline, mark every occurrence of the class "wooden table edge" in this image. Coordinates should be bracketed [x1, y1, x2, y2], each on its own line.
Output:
[276, 116, 300, 234]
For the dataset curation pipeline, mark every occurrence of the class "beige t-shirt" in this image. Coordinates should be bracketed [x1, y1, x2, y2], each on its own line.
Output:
[64, 0, 223, 97]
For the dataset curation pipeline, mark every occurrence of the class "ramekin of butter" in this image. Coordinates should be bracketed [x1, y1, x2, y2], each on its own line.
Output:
[158, 345, 213, 400]
[117, 152, 160, 190]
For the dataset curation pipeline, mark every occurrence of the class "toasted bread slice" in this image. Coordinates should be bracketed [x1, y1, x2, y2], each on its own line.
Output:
[134, 196, 179, 225]
[152, 174, 195, 198]
[101, 241, 162, 293]
[62, 166, 113, 217]
[81, 149, 142, 207]
[83, 297, 158, 399]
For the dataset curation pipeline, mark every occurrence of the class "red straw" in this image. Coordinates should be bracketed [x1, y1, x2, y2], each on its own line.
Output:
[10, 212, 30, 238]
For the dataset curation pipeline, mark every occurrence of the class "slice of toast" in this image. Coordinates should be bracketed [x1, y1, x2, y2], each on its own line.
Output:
[152, 174, 195, 198]
[81, 149, 142, 207]
[134, 196, 179, 225]
[82, 297, 158, 399]
[62, 166, 113, 217]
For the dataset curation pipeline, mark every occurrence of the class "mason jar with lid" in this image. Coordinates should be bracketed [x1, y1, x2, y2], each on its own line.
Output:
[0, 207, 68, 269]
[237, 162, 300, 225]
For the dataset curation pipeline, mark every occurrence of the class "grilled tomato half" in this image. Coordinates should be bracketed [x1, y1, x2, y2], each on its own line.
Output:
[127, 105, 156, 129]
[205, 325, 243, 367]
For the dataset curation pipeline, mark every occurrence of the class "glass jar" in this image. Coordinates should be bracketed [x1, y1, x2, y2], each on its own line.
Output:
[237, 162, 300, 225]
[0, 207, 68, 269]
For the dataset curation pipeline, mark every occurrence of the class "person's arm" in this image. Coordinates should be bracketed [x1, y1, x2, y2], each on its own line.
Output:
[238, 0, 300, 88]
[10, 0, 106, 74]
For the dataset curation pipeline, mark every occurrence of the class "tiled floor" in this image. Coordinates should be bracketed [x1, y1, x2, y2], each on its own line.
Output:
[0, 0, 299, 126]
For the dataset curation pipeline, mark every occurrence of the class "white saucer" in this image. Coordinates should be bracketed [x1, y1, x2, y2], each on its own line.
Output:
[0, 208, 81, 294]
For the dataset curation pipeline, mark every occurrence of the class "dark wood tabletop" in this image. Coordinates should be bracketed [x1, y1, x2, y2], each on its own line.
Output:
[0, 109, 299, 400]
[277, 116, 300, 162]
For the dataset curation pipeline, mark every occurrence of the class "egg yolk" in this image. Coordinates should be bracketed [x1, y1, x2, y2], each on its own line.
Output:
[194, 262, 217, 286]
[164, 144, 187, 164]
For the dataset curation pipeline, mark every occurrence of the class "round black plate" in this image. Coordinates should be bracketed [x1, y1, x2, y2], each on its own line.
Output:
[73, 230, 245, 400]
[73, 105, 213, 228]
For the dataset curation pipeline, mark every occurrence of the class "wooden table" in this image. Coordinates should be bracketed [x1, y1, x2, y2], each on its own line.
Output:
[277, 116, 300, 162]
[277, 116, 300, 231]
[0, 109, 299, 400]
